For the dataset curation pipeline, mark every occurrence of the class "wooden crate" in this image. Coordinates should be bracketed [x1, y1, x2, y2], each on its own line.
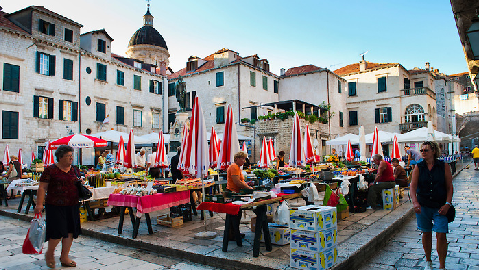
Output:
[338, 205, 349, 220]
[31, 163, 44, 172]
[157, 214, 183, 228]
[87, 199, 108, 209]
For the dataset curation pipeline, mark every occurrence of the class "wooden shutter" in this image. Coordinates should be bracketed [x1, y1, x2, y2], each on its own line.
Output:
[3, 63, 11, 91]
[263, 76, 268, 90]
[63, 59, 73, 80]
[387, 107, 392, 122]
[47, 97, 54, 119]
[48, 55, 55, 76]
[33, 95, 39, 117]
[116, 106, 124, 125]
[158, 81, 163, 95]
[149, 80, 154, 93]
[378, 77, 386, 93]
[251, 107, 257, 120]
[2, 111, 18, 139]
[96, 103, 105, 122]
[250, 72, 255, 87]
[38, 19, 44, 32]
[348, 82, 356, 96]
[12, 64, 19, 92]
[35, 52, 40, 73]
[274, 80, 279, 93]
[216, 72, 223, 87]
[338, 80, 341, 93]
[349, 111, 357, 126]
[375, 108, 380, 123]
[216, 106, 224, 123]
[72, 102, 78, 121]
[59, 100, 64, 120]
[49, 23, 55, 36]
[339, 111, 343, 127]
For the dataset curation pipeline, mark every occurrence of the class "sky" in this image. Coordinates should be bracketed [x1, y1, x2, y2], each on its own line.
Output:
[0, 0, 468, 75]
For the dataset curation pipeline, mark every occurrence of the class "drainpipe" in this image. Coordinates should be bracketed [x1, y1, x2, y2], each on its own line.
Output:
[78, 51, 82, 164]
[237, 64, 241, 118]
[238, 123, 255, 162]
[326, 69, 331, 154]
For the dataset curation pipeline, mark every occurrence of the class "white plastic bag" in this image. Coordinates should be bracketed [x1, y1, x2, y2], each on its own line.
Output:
[22, 214, 46, 254]
[276, 200, 290, 225]
[358, 174, 368, 190]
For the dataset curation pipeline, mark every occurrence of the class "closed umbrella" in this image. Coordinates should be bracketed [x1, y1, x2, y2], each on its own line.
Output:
[268, 138, 275, 163]
[209, 127, 220, 168]
[2, 145, 9, 166]
[155, 132, 168, 168]
[18, 148, 23, 166]
[371, 126, 381, 157]
[241, 141, 248, 157]
[303, 125, 315, 164]
[124, 129, 135, 168]
[31, 151, 36, 164]
[359, 126, 366, 161]
[346, 140, 354, 162]
[289, 113, 305, 167]
[217, 105, 240, 170]
[116, 135, 126, 165]
[391, 135, 401, 159]
[427, 121, 436, 141]
[258, 137, 269, 168]
[179, 124, 189, 173]
[184, 97, 209, 178]
[43, 142, 54, 166]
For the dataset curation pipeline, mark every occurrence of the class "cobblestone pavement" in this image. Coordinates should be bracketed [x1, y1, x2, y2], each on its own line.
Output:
[0, 215, 223, 270]
[360, 165, 479, 270]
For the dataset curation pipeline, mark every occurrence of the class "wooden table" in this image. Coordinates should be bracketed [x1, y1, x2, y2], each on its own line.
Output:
[17, 186, 38, 214]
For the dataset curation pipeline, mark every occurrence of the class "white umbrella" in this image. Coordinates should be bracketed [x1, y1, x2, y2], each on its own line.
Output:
[364, 130, 397, 144]
[184, 97, 209, 178]
[217, 105, 240, 170]
[140, 132, 171, 144]
[91, 129, 149, 144]
[326, 133, 360, 145]
[289, 113, 305, 167]
[3, 145, 10, 166]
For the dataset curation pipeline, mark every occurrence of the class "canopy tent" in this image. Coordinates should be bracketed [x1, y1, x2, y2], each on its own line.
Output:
[207, 132, 251, 142]
[139, 133, 171, 144]
[90, 130, 150, 144]
[326, 134, 359, 145]
[364, 130, 397, 144]
[397, 127, 452, 143]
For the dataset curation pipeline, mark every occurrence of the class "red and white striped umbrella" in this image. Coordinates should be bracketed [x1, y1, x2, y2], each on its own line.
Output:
[183, 97, 209, 178]
[17, 148, 23, 165]
[179, 124, 189, 172]
[303, 125, 315, 164]
[43, 141, 54, 166]
[124, 129, 135, 168]
[116, 135, 126, 165]
[31, 151, 36, 164]
[3, 145, 10, 166]
[371, 126, 382, 157]
[217, 105, 240, 170]
[391, 135, 401, 159]
[346, 140, 354, 162]
[209, 127, 220, 168]
[155, 132, 168, 168]
[242, 141, 248, 158]
[258, 137, 270, 168]
[289, 113, 305, 167]
[49, 134, 108, 149]
[268, 138, 275, 163]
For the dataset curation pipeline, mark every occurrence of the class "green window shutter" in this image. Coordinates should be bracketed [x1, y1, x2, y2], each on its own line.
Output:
[49, 23, 55, 36]
[349, 111, 358, 126]
[59, 100, 64, 120]
[378, 77, 387, 93]
[274, 80, 279, 93]
[339, 111, 343, 127]
[96, 103, 105, 122]
[216, 72, 224, 87]
[348, 82, 356, 96]
[63, 59, 73, 80]
[48, 55, 55, 76]
[158, 81, 163, 95]
[38, 19, 44, 32]
[149, 80, 154, 93]
[250, 72, 256, 87]
[102, 65, 107, 81]
[33, 95, 39, 117]
[47, 97, 54, 119]
[251, 107, 257, 120]
[387, 107, 392, 122]
[216, 106, 225, 124]
[64, 28, 73, 42]
[338, 80, 341, 93]
[116, 106, 124, 125]
[117, 70, 124, 85]
[12, 64, 20, 92]
[375, 108, 380, 123]
[2, 111, 19, 139]
[134, 75, 141, 90]
[3, 63, 13, 92]
[262, 76, 268, 90]
[35, 52, 40, 73]
[72, 102, 78, 121]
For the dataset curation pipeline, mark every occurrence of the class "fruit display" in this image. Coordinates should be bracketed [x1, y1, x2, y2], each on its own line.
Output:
[119, 187, 157, 196]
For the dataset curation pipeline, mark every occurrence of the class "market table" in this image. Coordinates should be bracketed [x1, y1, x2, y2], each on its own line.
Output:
[0, 180, 10, 206]
[17, 186, 38, 214]
[108, 190, 190, 238]
[83, 186, 117, 221]
[197, 193, 302, 257]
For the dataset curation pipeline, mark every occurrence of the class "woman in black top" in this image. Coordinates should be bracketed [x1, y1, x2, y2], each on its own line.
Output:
[410, 141, 453, 270]
[275, 151, 285, 169]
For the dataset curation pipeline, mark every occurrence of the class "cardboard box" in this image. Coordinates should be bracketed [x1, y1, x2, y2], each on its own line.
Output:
[289, 205, 337, 231]
[338, 206, 349, 220]
[266, 203, 278, 216]
[251, 215, 274, 232]
[157, 214, 183, 228]
[290, 228, 337, 252]
[395, 185, 400, 205]
[79, 207, 87, 223]
[290, 246, 337, 270]
[259, 224, 290, 245]
[382, 188, 398, 210]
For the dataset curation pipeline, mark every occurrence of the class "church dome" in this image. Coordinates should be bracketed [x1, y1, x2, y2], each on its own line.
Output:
[128, 25, 168, 49]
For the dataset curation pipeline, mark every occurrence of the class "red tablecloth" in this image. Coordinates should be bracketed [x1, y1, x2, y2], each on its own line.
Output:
[108, 190, 190, 217]
[196, 202, 241, 215]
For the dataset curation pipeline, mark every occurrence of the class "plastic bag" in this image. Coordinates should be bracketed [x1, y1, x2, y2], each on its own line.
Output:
[22, 213, 46, 254]
[323, 184, 339, 207]
[276, 200, 289, 225]
[358, 175, 368, 190]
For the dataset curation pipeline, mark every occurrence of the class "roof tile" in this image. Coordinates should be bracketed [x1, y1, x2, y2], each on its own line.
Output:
[284, 65, 322, 76]
[334, 62, 398, 76]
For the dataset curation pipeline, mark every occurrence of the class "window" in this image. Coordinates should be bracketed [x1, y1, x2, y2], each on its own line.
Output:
[96, 63, 107, 81]
[338, 80, 342, 93]
[59, 100, 78, 121]
[274, 80, 279, 93]
[64, 28, 73, 42]
[168, 83, 175, 96]
[262, 76, 268, 90]
[216, 72, 224, 87]
[414, 81, 423, 88]
[349, 111, 358, 126]
[250, 72, 256, 87]
[33, 95, 53, 119]
[375, 107, 392, 123]
[404, 78, 411, 95]
[133, 109, 142, 127]
[116, 70, 124, 86]
[38, 19, 55, 36]
[405, 104, 425, 123]
[3, 63, 20, 92]
[2, 111, 18, 139]
[97, 39, 106, 53]
[149, 80, 162, 94]
[378, 76, 387, 93]
[63, 59, 73, 80]
[186, 92, 191, 109]
[116, 106, 124, 125]
[134, 62, 142, 69]
[152, 112, 160, 129]
[168, 113, 175, 132]
[191, 91, 197, 105]
[36, 52, 55, 76]
[339, 111, 343, 127]
[96, 102, 105, 122]
[251, 107, 258, 120]
[348, 82, 356, 96]
[216, 106, 225, 124]
[133, 75, 141, 90]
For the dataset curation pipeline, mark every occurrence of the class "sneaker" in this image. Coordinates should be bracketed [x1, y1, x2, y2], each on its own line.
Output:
[424, 261, 433, 270]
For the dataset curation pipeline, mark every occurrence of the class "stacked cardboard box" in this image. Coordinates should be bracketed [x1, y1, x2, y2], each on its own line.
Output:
[382, 185, 400, 210]
[289, 205, 338, 269]
[259, 223, 290, 245]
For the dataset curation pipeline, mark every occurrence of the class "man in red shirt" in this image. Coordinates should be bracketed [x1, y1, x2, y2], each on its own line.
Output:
[367, 154, 396, 209]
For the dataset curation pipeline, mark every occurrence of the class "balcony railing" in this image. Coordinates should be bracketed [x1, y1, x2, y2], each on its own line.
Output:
[399, 121, 428, 132]
[401, 87, 435, 98]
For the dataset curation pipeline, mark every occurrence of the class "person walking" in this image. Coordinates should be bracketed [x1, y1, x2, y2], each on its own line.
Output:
[34, 145, 82, 268]
[471, 145, 479, 170]
[405, 145, 422, 169]
[367, 154, 396, 209]
[410, 141, 453, 270]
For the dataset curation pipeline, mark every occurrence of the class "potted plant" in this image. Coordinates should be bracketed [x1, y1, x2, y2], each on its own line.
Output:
[241, 118, 250, 123]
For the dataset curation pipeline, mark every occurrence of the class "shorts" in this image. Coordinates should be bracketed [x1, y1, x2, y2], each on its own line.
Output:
[410, 158, 423, 165]
[474, 158, 479, 163]
[416, 205, 448, 233]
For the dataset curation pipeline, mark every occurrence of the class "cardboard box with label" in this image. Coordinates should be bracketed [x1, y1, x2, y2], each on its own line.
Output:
[290, 228, 337, 252]
[289, 205, 337, 231]
[382, 187, 399, 210]
[259, 223, 290, 245]
[290, 246, 337, 270]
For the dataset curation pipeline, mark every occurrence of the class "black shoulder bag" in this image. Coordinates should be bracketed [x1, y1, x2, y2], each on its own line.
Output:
[446, 204, 456, 223]
[74, 168, 92, 201]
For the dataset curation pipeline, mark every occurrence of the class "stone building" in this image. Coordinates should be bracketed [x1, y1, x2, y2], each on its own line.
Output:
[0, 6, 168, 165]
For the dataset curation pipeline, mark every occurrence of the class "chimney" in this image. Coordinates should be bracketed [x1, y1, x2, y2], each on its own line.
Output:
[425, 62, 430, 70]
[359, 60, 367, 72]
[280, 68, 285, 76]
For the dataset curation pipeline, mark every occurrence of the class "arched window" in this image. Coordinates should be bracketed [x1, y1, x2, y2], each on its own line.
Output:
[405, 104, 425, 122]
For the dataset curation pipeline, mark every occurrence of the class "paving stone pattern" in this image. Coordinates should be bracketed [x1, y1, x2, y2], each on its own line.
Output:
[360, 165, 479, 270]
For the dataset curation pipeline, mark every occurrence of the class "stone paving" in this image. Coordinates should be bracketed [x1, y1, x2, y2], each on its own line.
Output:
[360, 164, 479, 270]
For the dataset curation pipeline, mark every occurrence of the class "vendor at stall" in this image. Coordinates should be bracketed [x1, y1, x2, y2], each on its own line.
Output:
[170, 147, 182, 182]
[274, 151, 285, 170]
[97, 151, 106, 170]
[392, 158, 408, 187]
[367, 154, 396, 209]
[135, 148, 147, 171]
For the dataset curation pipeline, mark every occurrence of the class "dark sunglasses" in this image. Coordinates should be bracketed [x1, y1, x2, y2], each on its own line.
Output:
[420, 149, 429, 152]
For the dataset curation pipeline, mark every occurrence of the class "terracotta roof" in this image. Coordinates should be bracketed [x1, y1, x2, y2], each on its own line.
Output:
[449, 72, 469, 77]
[334, 62, 399, 76]
[168, 60, 214, 80]
[81, 29, 114, 41]
[284, 65, 323, 76]
[0, 10, 29, 34]
[408, 69, 429, 75]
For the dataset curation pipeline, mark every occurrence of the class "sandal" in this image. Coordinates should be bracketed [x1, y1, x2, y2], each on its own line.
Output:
[60, 260, 76, 267]
[45, 255, 55, 269]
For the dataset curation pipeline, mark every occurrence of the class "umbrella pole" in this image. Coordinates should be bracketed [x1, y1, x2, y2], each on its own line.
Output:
[195, 174, 217, 239]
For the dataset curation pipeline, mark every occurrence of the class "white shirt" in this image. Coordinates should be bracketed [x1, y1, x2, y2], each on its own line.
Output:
[135, 153, 147, 167]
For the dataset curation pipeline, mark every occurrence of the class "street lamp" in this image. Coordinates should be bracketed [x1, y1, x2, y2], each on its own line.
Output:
[467, 12, 479, 60]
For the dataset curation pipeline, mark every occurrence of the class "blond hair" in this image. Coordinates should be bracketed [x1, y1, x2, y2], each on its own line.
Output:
[234, 151, 247, 161]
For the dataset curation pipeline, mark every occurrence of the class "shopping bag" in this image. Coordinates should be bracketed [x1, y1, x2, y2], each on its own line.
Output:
[323, 184, 339, 206]
[22, 213, 46, 254]
[276, 200, 290, 225]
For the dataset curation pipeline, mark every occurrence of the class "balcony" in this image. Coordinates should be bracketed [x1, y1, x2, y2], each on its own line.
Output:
[401, 87, 435, 98]
[399, 121, 428, 133]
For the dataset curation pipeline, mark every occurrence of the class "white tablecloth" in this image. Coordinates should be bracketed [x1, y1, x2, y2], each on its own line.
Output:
[90, 186, 116, 200]
[6, 179, 38, 194]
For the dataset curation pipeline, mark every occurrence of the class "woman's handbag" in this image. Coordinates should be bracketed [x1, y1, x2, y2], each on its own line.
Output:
[446, 204, 456, 223]
[74, 169, 92, 201]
